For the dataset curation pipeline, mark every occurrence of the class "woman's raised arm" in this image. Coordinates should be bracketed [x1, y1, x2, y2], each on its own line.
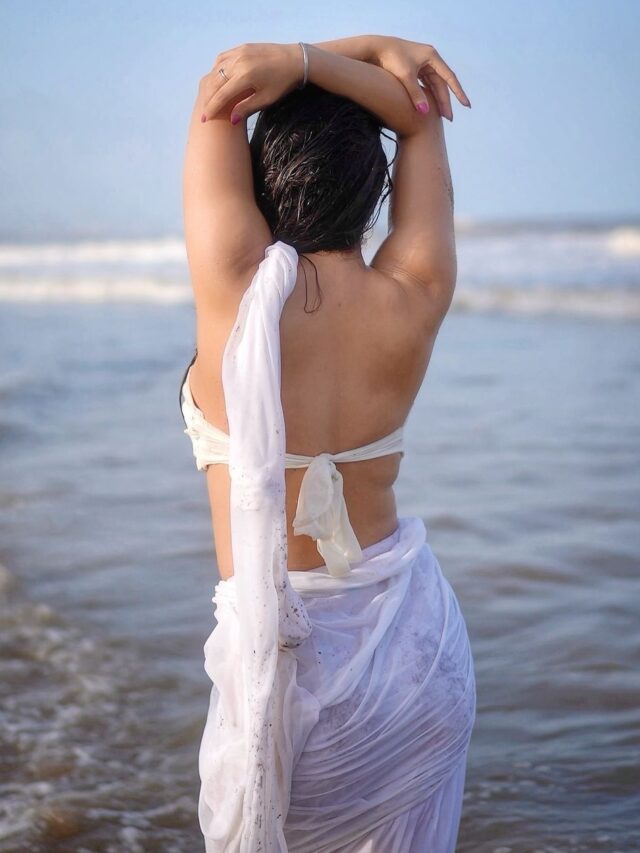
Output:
[191, 37, 469, 321]
[187, 40, 429, 312]
[296, 43, 424, 138]
[370, 79, 459, 332]
[300, 39, 469, 329]
[202, 42, 429, 137]
[310, 35, 470, 120]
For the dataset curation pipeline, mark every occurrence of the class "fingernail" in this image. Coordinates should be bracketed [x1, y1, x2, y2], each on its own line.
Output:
[416, 101, 429, 114]
[230, 113, 241, 125]
[200, 114, 207, 123]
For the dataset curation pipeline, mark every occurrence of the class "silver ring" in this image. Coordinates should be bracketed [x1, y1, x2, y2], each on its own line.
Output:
[219, 67, 230, 83]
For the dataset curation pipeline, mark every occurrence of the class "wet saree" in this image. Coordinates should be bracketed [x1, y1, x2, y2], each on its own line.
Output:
[184, 241, 476, 852]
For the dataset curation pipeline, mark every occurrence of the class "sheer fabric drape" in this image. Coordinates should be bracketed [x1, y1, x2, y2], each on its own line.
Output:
[192, 241, 476, 852]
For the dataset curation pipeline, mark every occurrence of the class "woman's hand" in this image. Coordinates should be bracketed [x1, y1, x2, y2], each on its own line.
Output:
[367, 36, 470, 121]
[200, 42, 302, 124]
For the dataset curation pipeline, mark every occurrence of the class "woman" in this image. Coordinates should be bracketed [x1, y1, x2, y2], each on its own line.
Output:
[179, 35, 476, 852]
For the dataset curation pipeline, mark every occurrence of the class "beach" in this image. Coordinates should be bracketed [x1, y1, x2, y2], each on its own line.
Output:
[1, 221, 639, 851]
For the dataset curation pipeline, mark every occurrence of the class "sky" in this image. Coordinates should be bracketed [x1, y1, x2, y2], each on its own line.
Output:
[1, 0, 639, 240]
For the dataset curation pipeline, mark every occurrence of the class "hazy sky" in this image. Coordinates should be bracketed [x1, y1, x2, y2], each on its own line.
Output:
[1, 0, 638, 239]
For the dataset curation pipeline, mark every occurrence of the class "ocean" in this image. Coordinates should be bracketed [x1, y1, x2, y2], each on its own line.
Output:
[0, 220, 639, 852]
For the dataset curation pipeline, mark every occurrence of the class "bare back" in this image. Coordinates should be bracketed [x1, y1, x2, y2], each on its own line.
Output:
[189, 254, 439, 579]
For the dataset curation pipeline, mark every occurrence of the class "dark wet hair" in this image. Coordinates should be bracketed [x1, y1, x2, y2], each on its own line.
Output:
[251, 84, 394, 253]
[179, 83, 397, 422]
[250, 82, 396, 311]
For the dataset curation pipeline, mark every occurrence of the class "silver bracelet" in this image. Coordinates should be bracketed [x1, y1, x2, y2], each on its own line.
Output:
[297, 41, 309, 89]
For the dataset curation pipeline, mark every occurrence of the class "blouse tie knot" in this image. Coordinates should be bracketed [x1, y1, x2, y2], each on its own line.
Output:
[292, 452, 364, 577]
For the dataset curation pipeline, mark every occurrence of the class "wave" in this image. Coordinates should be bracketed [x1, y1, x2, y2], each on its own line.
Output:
[453, 219, 640, 239]
[0, 277, 191, 303]
[607, 227, 640, 257]
[452, 285, 640, 320]
[0, 238, 186, 267]
[0, 277, 639, 319]
[1, 223, 639, 269]
[0, 559, 159, 850]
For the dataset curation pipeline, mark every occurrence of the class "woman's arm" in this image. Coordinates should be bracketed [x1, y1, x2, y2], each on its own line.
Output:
[182, 68, 273, 315]
[303, 41, 461, 327]
[370, 79, 458, 331]
[201, 42, 429, 137]
[186, 41, 424, 312]
[189, 38, 468, 316]
[299, 43, 425, 139]
[310, 35, 470, 121]
[310, 35, 376, 63]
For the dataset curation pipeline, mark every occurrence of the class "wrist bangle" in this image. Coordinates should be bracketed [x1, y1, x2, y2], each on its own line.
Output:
[297, 41, 309, 89]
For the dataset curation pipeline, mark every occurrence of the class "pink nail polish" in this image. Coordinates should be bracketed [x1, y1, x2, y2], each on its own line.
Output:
[416, 101, 429, 114]
[200, 114, 207, 123]
[230, 113, 241, 125]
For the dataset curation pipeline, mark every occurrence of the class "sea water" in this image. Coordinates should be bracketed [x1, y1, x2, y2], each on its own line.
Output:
[0, 221, 638, 851]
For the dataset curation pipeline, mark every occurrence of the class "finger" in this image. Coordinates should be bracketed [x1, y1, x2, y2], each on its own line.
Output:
[400, 71, 431, 114]
[198, 70, 234, 123]
[420, 70, 453, 121]
[212, 50, 230, 68]
[228, 91, 266, 125]
[202, 73, 250, 121]
[426, 51, 471, 107]
[198, 70, 226, 117]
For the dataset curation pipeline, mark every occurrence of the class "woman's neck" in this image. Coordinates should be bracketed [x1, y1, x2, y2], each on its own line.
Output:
[300, 244, 366, 271]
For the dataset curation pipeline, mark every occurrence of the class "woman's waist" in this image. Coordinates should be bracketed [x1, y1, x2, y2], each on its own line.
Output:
[212, 516, 430, 605]
[285, 499, 400, 573]
[209, 471, 400, 579]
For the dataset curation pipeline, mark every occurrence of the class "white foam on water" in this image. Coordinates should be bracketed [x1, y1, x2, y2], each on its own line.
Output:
[0, 237, 186, 267]
[0, 277, 191, 303]
[607, 226, 640, 257]
[452, 284, 640, 320]
[0, 276, 638, 320]
[0, 228, 638, 320]
[0, 580, 160, 848]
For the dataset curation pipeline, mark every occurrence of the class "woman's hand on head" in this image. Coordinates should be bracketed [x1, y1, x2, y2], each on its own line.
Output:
[200, 42, 302, 125]
[368, 36, 471, 121]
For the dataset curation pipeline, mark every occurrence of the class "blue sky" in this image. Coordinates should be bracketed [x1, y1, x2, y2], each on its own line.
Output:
[1, 0, 638, 239]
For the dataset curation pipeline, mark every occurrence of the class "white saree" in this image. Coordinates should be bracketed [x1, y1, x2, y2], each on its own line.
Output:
[188, 240, 476, 852]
